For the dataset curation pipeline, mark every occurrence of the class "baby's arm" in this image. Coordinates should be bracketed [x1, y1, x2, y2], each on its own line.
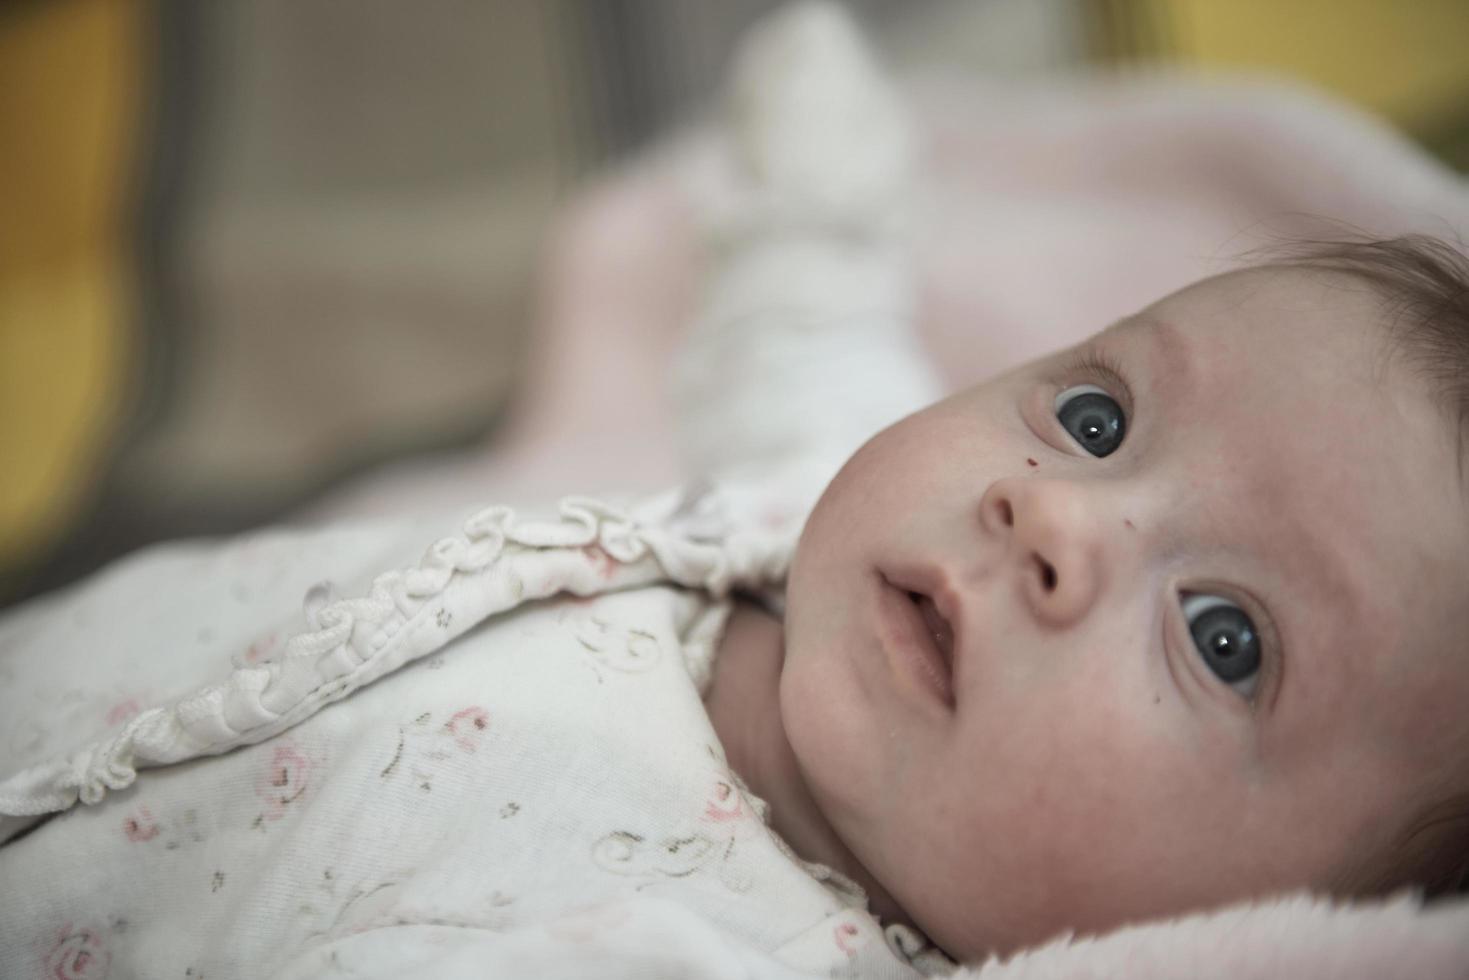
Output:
[673, 2, 942, 493]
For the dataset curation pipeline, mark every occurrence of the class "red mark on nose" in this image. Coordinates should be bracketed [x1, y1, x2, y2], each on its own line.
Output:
[1025, 458, 1038, 467]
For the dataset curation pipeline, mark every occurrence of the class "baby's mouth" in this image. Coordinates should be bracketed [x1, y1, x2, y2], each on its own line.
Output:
[909, 591, 955, 671]
[877, 568, 961, 709]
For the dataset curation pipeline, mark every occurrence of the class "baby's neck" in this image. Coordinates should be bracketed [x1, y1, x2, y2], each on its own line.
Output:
[706, 599, 904, 922]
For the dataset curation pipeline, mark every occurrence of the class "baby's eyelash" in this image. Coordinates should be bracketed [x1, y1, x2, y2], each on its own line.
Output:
[1059, 348, 1133, 402]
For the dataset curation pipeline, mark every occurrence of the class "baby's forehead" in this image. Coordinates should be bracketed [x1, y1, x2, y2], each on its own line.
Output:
[1104, 269, 1410, 395]
[985, 272, 1452, 565]
[1124, 275, 1449, 489]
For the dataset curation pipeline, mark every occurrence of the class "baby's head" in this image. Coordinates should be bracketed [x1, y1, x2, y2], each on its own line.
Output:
[780, 235, 1469, 959]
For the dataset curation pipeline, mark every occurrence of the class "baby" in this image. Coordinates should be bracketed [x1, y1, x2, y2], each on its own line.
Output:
[3, 4, 1468, 977]
[705, 235, 1469, 962]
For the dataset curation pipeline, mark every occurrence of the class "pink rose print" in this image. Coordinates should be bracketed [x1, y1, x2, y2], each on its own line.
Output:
[702, 780, 749, 824]
[254, 742, 312, 820]
[834, 920, 866, 956]
[122, 805, 159, 843]
[445, 706, 489, 753]
[760, 504, 794, 531]
[244, 632, 278, 665]
[45, 924, 109, 980]
[104, 698, 142, 727]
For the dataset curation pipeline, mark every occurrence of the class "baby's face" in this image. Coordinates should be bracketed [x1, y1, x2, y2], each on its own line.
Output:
[782, 267, 1469, 958]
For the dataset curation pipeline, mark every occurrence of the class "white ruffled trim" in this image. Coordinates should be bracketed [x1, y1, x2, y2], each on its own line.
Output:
[0, 490, 792, 842]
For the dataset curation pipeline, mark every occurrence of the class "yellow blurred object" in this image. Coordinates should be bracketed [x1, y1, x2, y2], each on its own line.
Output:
[1097, 0, 1469, 154]
[1166, 0, 1469, 135]
[0, 0, 141, 577]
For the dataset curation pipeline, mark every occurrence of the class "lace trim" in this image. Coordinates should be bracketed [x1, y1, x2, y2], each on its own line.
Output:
[0, 491, 791, 838]
[884, 922, 957, 976]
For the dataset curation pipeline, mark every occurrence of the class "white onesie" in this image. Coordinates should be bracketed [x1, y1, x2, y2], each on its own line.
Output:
[0, 488, 948, 978]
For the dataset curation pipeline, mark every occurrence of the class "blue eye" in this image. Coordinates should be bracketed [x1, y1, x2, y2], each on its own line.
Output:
[1054, 384, 1126, 457]
[1181, 593, 1261, 699]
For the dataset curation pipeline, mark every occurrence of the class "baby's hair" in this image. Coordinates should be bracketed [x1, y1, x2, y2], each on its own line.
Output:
[1256, 231, 1469, 900]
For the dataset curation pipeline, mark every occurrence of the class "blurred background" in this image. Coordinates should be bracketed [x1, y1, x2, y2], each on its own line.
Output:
[3, 0, 1468, 610]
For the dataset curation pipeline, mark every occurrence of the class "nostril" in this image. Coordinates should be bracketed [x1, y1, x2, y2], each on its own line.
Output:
[1033, 554, 1057, 591]
[997, 498, 1013, 528]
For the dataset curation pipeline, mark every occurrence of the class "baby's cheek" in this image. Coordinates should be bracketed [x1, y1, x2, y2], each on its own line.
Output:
[778, 640, 883, 820]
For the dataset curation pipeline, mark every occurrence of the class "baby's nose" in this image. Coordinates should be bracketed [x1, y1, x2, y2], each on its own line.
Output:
[979, 476, 1103, 628]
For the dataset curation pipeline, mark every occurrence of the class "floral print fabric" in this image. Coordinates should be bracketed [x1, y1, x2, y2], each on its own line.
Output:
[0, 505, 934, 978]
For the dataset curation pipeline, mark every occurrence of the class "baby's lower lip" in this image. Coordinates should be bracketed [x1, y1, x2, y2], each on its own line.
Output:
[875, 574, 956, 710]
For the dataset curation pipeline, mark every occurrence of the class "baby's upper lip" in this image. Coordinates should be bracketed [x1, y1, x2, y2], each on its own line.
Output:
[883, 564, 964, 690]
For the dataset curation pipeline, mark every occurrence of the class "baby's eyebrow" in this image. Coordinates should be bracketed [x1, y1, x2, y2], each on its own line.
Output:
[1119, 317, 1198, 393]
